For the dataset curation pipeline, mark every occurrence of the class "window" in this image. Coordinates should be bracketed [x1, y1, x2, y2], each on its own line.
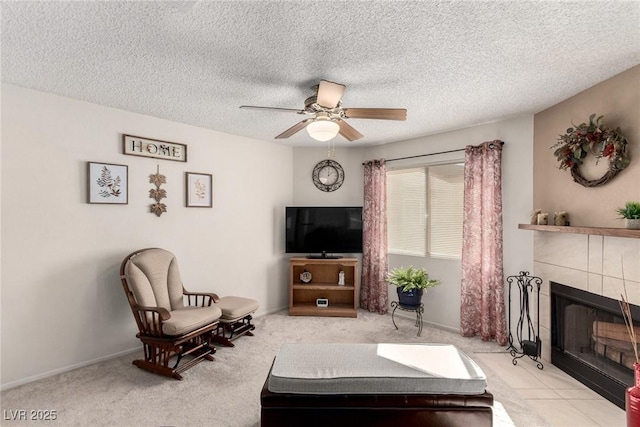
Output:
[387, 163, 464, 259]
[387, 168, 426, 256]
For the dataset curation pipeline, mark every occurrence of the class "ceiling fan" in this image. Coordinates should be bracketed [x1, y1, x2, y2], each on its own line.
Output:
[239, 80, 407, 142]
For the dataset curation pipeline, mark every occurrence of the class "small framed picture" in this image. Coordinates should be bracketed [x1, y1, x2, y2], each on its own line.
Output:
[88, 162, 128, 204]
[186, 172, 213, 208]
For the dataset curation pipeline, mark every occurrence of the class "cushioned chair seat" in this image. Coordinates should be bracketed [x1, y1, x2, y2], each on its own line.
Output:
[216, 296, 259, 322]
[162, 305, 223, 336]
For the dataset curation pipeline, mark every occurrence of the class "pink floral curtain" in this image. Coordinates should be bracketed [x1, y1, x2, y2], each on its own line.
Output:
[360, 159, 388, 314]
[460, 140, 507, 345]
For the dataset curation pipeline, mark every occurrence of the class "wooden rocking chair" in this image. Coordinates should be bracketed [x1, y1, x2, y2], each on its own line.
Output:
[120, 248, 222, 380]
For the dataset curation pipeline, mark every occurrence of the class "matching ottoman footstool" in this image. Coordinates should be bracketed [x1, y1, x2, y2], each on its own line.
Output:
[212, 296, 259, 347]
[260, 343, 493, 427]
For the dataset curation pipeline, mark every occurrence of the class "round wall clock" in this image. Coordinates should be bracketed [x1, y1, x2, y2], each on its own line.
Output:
[312, 159, 345, 192]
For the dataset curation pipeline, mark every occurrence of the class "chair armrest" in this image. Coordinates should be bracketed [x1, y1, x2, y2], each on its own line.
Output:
[136, 305, 171, 321]
[183, 288, 220, 306]
[133, 305, 171, 336]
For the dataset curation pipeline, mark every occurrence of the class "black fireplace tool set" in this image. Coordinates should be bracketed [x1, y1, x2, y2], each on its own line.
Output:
[506, 271, 544, 370]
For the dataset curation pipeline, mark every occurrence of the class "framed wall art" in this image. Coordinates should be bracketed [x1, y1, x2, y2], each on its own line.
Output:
[88, 162, 128, 204]
[185, 172, 212, 208]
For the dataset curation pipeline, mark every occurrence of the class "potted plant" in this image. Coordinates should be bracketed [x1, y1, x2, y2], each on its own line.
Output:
[387, 266, 440, 308]
[616, 201, 640, 229]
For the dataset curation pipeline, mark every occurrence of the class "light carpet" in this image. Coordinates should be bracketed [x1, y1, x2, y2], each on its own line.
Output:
[0, 309, 549, 426]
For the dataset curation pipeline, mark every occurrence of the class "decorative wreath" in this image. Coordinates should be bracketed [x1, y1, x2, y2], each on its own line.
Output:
[551, 114, 630, 187]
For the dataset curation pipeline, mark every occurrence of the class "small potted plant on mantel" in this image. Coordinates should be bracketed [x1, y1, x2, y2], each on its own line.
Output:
[616, 201, 640, 229]
[387, 266, 440, 308]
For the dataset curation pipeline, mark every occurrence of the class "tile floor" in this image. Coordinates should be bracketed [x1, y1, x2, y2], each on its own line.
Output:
[475, 352, 626, 427]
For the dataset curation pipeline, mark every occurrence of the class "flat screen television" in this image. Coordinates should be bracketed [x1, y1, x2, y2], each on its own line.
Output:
[285, 206, 363, 258]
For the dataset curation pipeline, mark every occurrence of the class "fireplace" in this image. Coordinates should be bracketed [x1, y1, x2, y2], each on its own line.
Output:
[551, 281, 640, 409]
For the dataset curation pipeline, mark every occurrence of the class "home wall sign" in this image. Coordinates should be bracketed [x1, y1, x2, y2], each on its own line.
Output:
[123, 134, 187, 162]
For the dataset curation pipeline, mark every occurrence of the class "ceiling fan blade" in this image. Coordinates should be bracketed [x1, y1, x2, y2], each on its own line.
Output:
[317, 80, 345, 109]
[336, 119, 364, 141]
[240, 105, 306, 114]
[343, 108, 407, 121]
[275, 119, 313, 139]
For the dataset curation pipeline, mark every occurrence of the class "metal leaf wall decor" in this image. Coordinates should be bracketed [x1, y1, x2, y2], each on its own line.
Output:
[97, 165, 122, 198]
[149, 165, 167, 217]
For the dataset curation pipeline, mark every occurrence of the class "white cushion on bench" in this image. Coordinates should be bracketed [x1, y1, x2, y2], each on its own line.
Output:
[268, 343, 487, 395]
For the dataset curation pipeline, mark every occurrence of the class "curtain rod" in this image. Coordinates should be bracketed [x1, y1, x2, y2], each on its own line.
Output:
[362, 148, 465, 165]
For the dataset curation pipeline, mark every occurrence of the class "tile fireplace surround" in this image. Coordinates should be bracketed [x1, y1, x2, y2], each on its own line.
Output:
[529, 227, 640, 405]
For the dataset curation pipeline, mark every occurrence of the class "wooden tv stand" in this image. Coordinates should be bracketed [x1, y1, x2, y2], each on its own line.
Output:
[289, 257, 358, 318]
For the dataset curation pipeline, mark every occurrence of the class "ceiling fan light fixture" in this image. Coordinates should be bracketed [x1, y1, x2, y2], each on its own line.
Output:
[241, 79, 405, 142]
[306, 118, 340, 142]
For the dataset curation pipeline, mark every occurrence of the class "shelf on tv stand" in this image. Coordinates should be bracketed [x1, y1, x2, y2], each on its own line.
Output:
[289, 257, 358, 318]
[292, 284, 356, 291]
[289, 302, 355, 317]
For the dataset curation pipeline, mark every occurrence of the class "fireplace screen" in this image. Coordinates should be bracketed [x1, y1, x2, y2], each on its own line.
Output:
[551, 281, 638, 409]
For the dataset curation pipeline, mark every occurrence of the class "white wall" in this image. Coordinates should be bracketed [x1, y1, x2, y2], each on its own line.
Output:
[363, 115, 535, 331]
[1, 84, 293, 389]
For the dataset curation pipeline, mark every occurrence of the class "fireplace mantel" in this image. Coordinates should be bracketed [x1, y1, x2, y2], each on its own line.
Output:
[519, 224, 640, 239]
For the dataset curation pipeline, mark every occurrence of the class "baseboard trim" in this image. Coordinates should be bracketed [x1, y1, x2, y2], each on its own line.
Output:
[253, 306, 288, 318]
[1, 307, 287, 391]
[0, 346, 139, 391]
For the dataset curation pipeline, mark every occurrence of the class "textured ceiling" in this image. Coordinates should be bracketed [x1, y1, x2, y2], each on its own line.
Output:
[2, 1, 639, 147]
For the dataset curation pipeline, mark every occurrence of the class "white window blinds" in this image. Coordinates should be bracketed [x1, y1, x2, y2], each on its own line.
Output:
[387, 162, 464, 259]
[387, 168, 426, 256]
[427, 163, 464, 258]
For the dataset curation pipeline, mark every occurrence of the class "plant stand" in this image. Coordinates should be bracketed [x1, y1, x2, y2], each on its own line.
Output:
[506, 271, 543, 369]
[390, 301, 424, 337]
